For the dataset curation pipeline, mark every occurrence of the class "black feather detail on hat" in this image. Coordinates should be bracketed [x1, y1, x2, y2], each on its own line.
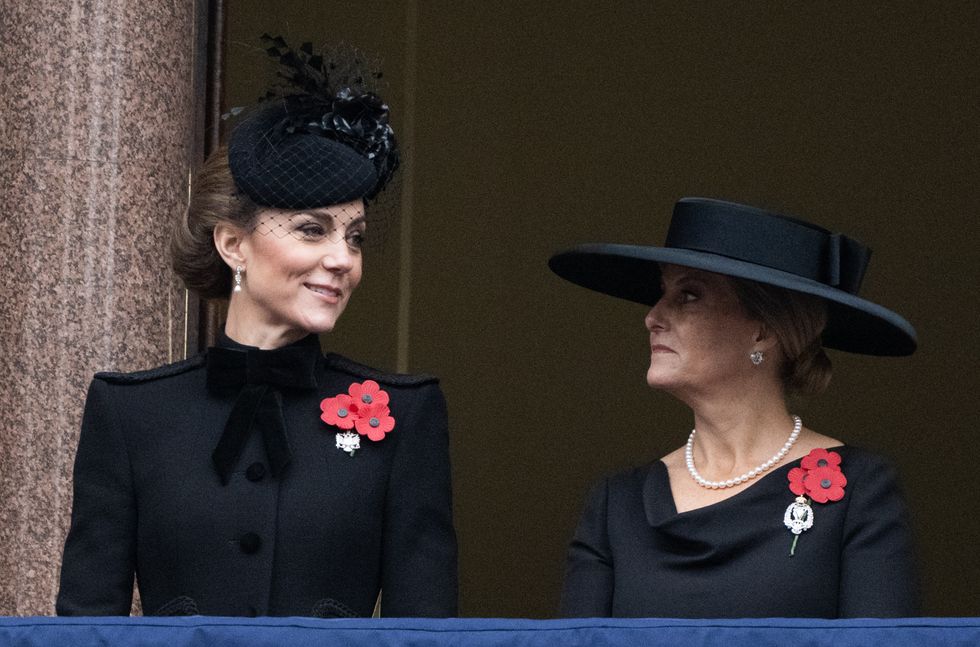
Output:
[227, 36, 399, 209]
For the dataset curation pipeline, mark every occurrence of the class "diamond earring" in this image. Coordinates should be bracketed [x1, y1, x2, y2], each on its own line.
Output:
[750, 350, 764, 365]
[233, 265, 244, 293]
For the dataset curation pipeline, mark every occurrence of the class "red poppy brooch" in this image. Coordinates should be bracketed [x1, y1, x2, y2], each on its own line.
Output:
[784, 448, 847, 555]
[320, 380, 395, 456]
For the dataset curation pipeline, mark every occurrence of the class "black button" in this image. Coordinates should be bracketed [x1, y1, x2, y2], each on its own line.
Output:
[240, 532, 261, 554]
[245, 462, 266, 482]
[246, 605, 258, 617]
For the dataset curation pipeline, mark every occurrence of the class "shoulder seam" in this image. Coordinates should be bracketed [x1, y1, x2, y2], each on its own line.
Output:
[323, 353, 439, 387]
[94, 354, 206, 384]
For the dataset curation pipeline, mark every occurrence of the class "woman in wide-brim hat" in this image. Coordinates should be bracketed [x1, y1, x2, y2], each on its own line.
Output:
[57, 38, 457, 618]
[550, 197, 919, 618]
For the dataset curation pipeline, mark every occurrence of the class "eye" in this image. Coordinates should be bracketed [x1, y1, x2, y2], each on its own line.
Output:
[345, 228, 366, 249]
[297, 222, 327, 239]
[675, 288, 700, 305]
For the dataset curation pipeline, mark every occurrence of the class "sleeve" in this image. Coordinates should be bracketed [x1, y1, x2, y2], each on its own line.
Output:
[838, 452, 921, 617]
[559, 477, 613, 617]
[56, 378, 137, 615]
[379, 383, 458, 616]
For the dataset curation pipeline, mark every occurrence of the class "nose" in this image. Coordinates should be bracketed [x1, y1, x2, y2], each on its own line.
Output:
[321, 238, 355, 274]
[645, 300, 667, 332]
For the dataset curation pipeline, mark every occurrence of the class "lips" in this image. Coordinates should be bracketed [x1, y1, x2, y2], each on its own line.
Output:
[304, 283, 343, 300]
[650, 344, 675, 353]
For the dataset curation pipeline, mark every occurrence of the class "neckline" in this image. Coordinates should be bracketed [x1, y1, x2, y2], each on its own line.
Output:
[216, 331, 321, 353]
[650, 444, 848, 522]
[206, 332, 323, 392]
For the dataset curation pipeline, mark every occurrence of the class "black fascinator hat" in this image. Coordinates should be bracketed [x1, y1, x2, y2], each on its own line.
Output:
[227, 35, 399, 210]
[548, 198, 917, 356]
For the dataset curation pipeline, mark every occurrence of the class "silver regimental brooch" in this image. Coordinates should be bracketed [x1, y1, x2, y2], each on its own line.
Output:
[784, 496, 814, 535]
[336, 431, 360, 456]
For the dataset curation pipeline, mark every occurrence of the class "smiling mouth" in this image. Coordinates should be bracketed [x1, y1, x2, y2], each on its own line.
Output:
[304, 283, 342, 299]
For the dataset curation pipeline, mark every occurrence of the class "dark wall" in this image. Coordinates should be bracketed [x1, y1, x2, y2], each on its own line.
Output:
[224, 2, 980, 617]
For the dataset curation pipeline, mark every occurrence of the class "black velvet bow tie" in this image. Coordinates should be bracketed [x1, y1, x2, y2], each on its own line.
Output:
[206, 336, 320, 485]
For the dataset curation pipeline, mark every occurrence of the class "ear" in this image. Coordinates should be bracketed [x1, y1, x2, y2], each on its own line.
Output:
[751, 323, 780, 354]
[213, 221, 248, 270]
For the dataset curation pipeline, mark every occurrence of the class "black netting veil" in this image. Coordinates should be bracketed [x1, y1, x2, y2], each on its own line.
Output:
[226, 36, 400, 247]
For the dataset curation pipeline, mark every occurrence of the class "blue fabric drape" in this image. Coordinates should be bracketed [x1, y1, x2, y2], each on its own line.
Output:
[1, 617, 978, 647]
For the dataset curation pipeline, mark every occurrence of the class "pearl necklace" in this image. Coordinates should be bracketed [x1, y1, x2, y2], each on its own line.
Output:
[686, 415, 802, 489]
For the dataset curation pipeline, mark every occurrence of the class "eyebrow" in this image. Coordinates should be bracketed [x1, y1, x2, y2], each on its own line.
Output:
[301, 212, 367, 229]
[344, 215, 367, 227]
[676, 275, 707, 285]
[663, 273, 708, 287]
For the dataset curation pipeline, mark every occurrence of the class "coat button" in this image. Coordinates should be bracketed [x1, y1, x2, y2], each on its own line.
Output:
[246, 605, 258, 617]
[245, 462, 266, 482]
[240, 532, 261, 554]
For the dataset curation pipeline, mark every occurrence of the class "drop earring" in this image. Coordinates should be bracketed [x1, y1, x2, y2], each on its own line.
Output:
[233, 265, 244, 293]
[750, 350, 764, 365]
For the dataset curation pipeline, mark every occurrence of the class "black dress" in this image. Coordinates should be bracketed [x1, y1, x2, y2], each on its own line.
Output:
[560, 446, 919, 618]
[57, 334, 457, 617]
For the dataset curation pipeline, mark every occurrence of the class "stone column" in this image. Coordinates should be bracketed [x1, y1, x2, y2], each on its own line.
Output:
[0, 0, 205, 614]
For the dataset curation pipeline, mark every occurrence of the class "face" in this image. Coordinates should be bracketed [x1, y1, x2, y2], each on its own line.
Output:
[645, 265, 763, 398]
[235, 200, 365, 339]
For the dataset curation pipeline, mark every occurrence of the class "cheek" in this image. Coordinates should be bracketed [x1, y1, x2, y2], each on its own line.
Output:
[681, 319, 739, 359]
[248, 237, 296, 273]
[349, 257, 364, 290]
[276, 248, 324, 278]
[700, 320, 755, 362]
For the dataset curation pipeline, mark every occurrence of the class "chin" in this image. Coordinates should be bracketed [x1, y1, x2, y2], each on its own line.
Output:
[646, 367, 678, 391]
[645, 370, 664, 389]
[301, 319, 339, 335]
[281, 315, 334, 337]
[295, 305, 347, 335]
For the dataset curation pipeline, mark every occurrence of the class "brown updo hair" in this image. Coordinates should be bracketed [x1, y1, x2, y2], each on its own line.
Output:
[171, 147, 260, 298]
[730, 278, 832, 397]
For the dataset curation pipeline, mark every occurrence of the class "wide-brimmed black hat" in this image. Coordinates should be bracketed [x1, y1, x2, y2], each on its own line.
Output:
[548, 197, 917, 356]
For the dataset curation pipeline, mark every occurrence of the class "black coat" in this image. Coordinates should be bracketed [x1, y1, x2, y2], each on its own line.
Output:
[560, 446, 919, 618]
[57, 335, 457, 617]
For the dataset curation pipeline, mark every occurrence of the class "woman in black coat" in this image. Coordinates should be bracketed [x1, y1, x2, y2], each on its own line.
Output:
[549, 198, 920, 618]
[57, 42, 457, 618]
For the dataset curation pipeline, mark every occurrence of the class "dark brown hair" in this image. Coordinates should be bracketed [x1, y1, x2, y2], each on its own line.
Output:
[730, 277, 832, 397]
[171, 147, 259, 299]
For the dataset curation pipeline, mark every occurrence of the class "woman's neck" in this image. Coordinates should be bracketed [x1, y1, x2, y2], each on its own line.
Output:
[680, 381, 795, 478]
[223, 302, 308, 350]
[691, 406, 795, 464]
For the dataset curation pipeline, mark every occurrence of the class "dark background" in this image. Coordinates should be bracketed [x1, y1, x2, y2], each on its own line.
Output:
[224, 1, 979, 617]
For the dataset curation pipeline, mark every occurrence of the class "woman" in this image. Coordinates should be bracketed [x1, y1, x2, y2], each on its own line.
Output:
[57, 41, 457, 618]
[549, 197, 919, 618]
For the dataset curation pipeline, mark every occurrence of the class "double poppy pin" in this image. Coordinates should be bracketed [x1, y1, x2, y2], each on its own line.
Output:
[320, 380, 395, 456]
[784, 448, 847, 555]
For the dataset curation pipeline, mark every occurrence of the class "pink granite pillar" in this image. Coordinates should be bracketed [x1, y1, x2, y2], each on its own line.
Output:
[0, 0, 205, 614]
